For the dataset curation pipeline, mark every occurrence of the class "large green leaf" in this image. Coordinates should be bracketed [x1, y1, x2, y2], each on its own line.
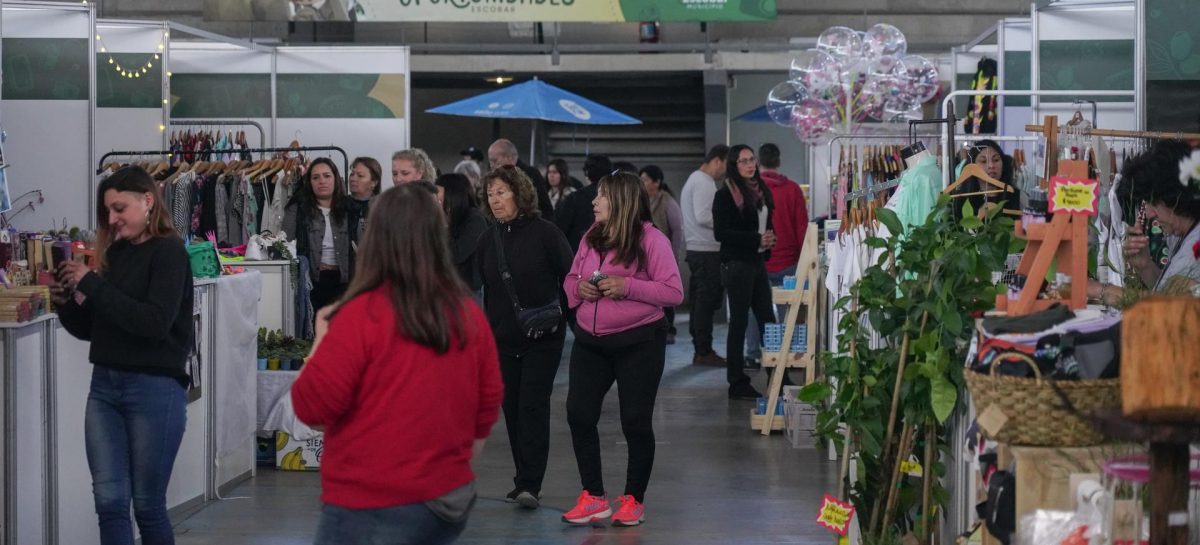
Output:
[930, 375, 958, 423]
[798, 382, 832, 403]
[876, 207, 903, 236]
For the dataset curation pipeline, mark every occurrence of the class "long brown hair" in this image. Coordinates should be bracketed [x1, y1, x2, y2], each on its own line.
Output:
[351, 156, 383, 196]
[584, 172, 651, 267]
[95, 165, 178, 271]
[332, 184, 470, 354]
[289, 157, 351, 223]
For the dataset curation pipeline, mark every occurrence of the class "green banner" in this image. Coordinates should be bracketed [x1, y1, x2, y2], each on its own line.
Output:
[277, 74, 405, 119]
[204, 0, 775, 22]
[1145, 0, 1200, 131]
[1038, 40, 1134, 102]
[97, 53, 163, 108]
[1003, 51, 1031, 107]
[2, 38, 89, 101]
[170, 73, 272, 118]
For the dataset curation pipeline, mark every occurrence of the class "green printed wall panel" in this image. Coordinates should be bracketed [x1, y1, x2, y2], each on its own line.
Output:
[276, 74, 406, 119]
[1003, 51, 1032, 107]
[1146, 0, 1200, 131]
[2, 38, 89, 100]
[97, 53, 163, 108]
[1146, 0, 1200, 81]
[170, 73, 272, 118]
[1038, 40, 1134, 102]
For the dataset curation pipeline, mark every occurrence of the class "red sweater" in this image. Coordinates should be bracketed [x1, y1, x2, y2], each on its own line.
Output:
[761, 170, 810, 274]
[291, 286, 503, 509]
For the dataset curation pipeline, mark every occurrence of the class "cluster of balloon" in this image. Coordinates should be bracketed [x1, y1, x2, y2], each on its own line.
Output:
[765, 24, 941, 143]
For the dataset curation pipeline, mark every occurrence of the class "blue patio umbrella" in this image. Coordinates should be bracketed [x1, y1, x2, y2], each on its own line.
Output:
[426, 79, 640, 160]
[733, 104, 773, 123]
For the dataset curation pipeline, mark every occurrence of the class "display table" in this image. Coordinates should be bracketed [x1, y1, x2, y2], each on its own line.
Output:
[235, 261, 295, 335]
[0, 272, 261, 545]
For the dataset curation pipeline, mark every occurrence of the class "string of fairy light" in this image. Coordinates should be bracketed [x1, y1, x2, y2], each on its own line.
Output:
[94, 28, 169, 80]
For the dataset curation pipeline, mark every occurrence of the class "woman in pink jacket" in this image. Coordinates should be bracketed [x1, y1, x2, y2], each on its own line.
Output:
[560, 171, 684, 528]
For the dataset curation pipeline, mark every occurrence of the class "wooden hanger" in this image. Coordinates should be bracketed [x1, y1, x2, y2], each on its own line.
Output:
[943, 163, 1008, 197]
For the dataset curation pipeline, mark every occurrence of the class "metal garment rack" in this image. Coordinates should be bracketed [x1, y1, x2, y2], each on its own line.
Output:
[95, 145, 349, 178]
[169, 120, 266, 150]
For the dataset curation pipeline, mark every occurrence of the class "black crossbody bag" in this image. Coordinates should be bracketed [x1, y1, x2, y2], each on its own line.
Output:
[492, 227, 562, 339]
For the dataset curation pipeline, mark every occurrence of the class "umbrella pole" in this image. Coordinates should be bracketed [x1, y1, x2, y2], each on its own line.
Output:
[530, 121, 536, 164]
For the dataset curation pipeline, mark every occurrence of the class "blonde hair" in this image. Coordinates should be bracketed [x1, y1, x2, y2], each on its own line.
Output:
[391, 148, 437, 182]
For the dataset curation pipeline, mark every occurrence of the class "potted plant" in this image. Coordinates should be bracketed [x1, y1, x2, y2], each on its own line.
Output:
[266, 330, 282, 370]
[279, 335, 298, 370]
[256, 328, 269, 370]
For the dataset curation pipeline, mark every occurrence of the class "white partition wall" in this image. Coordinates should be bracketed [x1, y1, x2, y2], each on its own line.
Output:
[93, 20, 169, 168]
[0, 2, 93, 230]
[999, 18, 1033, 136]
[274, 46, 410, 170]
[168, 41, 274, 148]
[1034, 0, 1138, 130]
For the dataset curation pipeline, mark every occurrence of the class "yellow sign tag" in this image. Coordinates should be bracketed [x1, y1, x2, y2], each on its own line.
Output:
[1048, 177, 1099, 216]
[900, 459, 923, 477]
[816, 495, 856, 536]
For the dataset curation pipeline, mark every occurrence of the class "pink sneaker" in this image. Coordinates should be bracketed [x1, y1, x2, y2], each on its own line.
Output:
[611, 495, 645, 527]
[561, 490, 612, 525]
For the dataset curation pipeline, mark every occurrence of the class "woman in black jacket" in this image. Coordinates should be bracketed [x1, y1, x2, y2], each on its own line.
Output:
[436, 173, 489, 293]
[475, 165, 574, 510]
[713, 144, 777, 401]
[51, 166, 193, 545]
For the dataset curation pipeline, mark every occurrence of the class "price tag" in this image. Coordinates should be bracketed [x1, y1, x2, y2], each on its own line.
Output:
[816, 494, 856, 536]
[1048, 177, 1099, 216]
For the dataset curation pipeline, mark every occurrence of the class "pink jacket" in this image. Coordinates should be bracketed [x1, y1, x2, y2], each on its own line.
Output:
[564, 222, 684, 336]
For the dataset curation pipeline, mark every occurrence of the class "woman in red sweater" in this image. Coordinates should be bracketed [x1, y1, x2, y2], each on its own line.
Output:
[292, 183, 504, 545]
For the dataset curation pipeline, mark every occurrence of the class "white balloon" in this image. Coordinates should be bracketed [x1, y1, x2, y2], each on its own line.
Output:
[864, 24, 908, 59]
[789, 49, 841, 94]
[766, 80, 810, 128]
[897, 54, 940, 103]
[817, 26, 864, 64]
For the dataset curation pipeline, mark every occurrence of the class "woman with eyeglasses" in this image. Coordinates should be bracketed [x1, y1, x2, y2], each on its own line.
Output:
[713, 145, 776, 401]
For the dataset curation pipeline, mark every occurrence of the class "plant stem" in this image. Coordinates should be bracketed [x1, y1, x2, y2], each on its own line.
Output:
[921, 420, 936, 545]
[838, 428, 854, 501]
[881, 424, 915, 534]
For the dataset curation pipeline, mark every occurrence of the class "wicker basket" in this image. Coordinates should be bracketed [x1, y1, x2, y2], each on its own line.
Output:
[964, 354, 1121, 447]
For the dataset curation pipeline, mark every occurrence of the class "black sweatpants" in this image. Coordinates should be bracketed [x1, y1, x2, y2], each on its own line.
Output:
[685, 250, 724, 355]
[721, 259, 775, 389]
[499, 339, 565, 493]
[566, 321, 667, 503]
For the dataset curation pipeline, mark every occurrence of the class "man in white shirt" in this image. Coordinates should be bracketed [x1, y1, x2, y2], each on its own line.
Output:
[680, 144, 729, 366]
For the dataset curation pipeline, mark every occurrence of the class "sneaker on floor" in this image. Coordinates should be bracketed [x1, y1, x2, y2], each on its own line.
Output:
[504, 488, 520, 503]
[611, 495, 645, 527]
[515, 490, 541, 509]
[692, 352, 726, 367]
[745, 355, 762, 370]
[728, 383, 762, 400]
[561, 490, 612, 526]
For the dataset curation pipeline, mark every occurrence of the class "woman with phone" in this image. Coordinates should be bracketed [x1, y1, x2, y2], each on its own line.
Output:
[1089, 141, 1200, 301]
[51, 165, 193, 545]
[560, 172, 683, 527]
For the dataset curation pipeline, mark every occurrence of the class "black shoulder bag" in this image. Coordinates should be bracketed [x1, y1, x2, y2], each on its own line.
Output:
[492, 227, 562, 339]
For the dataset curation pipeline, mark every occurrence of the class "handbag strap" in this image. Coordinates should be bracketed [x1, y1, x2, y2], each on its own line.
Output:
[491, 226, 526, 316]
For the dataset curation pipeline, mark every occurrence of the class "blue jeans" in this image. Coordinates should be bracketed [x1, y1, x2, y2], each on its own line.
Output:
[746, 265, 796, 360]
[85, 367, 187, 545]
[314, 503, 465, 545]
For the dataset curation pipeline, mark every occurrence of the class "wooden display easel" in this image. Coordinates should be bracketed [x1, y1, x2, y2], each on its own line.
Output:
[753, 224, 821, 434]
[995, 116, 1089, 315]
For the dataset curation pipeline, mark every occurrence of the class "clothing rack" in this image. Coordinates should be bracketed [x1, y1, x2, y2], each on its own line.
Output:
[169, 120, 266, 149]
[1023, 124, 1200, 141]
[96, 145, 349, 178]
[844, 178, 901, 200]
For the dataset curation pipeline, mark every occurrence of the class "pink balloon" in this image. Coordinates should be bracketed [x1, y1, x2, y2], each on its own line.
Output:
[791, 98, 837, 142]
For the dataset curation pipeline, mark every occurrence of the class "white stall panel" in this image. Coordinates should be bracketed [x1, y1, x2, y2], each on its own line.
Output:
[53, 327, 101, 545]
[14, 325, 47, 545]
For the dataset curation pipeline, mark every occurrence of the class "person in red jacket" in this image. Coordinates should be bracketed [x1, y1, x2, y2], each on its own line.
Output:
[744, 143, 809, 370]
[292, 183, 504, 545]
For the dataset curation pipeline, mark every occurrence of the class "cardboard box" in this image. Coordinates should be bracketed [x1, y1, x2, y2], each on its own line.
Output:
[275, 431, 323, 471]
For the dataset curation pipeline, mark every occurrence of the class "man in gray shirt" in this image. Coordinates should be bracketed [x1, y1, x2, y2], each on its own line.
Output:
[679, 144, 729, 366]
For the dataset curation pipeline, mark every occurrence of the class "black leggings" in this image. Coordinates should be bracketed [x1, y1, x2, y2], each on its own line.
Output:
[566, 322, 667, 503]
[721, 259, 775, 388]
[310, 269, 346, 313]
[499, 339, 565, 493]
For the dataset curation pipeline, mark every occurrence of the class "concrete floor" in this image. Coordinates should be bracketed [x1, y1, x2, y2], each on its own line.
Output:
[173, 318, 839, 544]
